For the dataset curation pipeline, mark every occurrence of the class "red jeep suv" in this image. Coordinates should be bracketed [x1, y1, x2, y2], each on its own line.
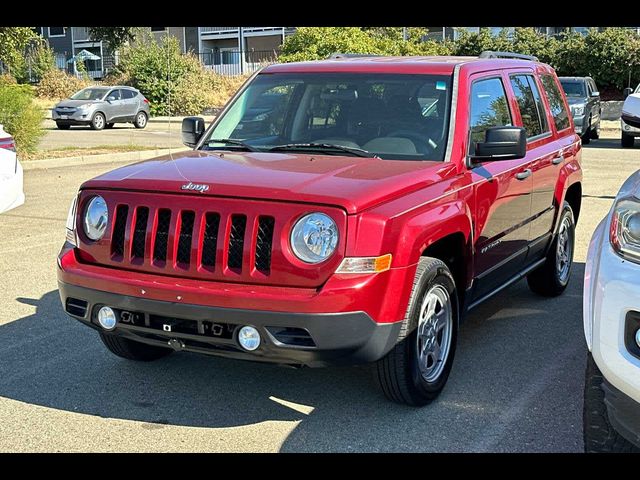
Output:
[57, 51, 582, 406]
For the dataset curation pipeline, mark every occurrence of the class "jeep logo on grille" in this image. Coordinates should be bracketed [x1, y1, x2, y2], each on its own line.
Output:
[181, 182, 210, 193]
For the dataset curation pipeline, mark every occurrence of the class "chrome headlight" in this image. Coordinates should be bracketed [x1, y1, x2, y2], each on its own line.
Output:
[83, 195, 108, 241]
[290, 213, 338, 264]
[65, 195, 78, 246]
[610, 197, 640, 263]
[571, 105, 585, 116]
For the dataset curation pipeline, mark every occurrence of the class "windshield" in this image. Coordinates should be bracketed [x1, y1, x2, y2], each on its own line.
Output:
[71, 88, 109, 101]
[559, 80, 586, 98]
[202, 72, 453, 161]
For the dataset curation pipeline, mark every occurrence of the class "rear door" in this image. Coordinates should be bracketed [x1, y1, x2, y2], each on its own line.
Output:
[120, 89, 139, 118]
[505, 70, 558, 258]
[468, 74, 534, 301]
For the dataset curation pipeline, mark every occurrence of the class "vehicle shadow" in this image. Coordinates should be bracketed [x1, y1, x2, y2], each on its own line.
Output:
[0, 264, 587, 452]
[582, 138, 629, 150]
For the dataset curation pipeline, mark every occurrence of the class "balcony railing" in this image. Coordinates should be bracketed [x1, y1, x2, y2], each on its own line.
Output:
[198, 49, 280, 76]
[200, 27, 288, 36]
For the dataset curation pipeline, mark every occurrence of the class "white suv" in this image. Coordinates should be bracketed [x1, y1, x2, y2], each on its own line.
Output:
[583, 169, 640, 452]
[622, 83, 640, 148]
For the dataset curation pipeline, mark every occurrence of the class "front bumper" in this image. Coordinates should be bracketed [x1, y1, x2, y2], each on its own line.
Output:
[621, 118, 640, 137]
[52, 109, 94, 125]
[584, 217, 640, 406]
[58, 280, 402, 367]
[602, 377, 640, 447]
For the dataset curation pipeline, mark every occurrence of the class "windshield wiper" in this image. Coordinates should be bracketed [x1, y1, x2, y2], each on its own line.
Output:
[208, 138, 262, 152]
[268, 143, 376, 158]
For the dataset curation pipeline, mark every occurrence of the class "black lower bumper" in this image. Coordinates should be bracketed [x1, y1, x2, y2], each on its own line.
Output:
[53, 119, 92, 126]
[603, 378, 640, 447]
[58, 281, 402, 368]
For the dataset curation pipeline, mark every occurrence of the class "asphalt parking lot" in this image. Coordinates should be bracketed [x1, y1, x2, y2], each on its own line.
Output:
[0, 131, 638, 452]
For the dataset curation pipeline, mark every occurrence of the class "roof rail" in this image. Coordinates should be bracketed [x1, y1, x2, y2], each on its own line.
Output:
[328, 53, 384, 60]
[479, 50, 539, 62]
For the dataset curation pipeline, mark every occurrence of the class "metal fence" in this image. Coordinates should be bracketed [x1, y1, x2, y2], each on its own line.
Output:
[199, 49, 281, 76]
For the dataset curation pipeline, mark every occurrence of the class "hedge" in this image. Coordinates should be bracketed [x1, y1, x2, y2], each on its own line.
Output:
[0, 85, 44, 155]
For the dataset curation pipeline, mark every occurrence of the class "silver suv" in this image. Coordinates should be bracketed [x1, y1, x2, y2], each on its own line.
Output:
[53, 86, 150, 131]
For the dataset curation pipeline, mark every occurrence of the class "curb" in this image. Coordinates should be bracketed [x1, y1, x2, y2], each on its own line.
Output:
[21, 148, 188, 171]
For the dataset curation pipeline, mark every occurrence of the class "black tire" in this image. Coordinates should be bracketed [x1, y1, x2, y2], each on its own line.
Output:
[56, 122, 71, 130]
[99, 332, 173, 361]
[133, 111, 148, 129]
[584, 353, 639, 452]
[374, 257, 458, 406]
[527, 201, 575, 297]
[591, 120, 600, 139]
[105, 123, 115, 129]
[581, 118, 591, 145]
[90, 112, 106, 131]
[622, 133, 635, 148]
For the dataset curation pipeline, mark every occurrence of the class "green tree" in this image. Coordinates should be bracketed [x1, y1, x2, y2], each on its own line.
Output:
[0, 27, 38, 73]
[87, 27, 139, 51]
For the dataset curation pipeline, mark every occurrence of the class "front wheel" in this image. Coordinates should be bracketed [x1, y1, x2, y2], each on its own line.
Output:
[134, 111, 148, 129]
[99, 332, 173, 361]
[527, 201, 575, 297]
[581, 118, 591, 145]
[90, 112, 105, 131]
[584, 353, 639, 452]
[375, 257, 458, 406]
[591, 120, 600, 140]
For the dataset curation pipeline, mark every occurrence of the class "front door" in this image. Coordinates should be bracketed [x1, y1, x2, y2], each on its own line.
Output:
[105, 89, 125, 121]
[468, 74, 534, 302]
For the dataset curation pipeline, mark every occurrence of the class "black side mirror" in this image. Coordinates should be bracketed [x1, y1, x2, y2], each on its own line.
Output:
[470, 126, 527, 163]
[182, 117, 206, 148]
[624, 87, 634, 100]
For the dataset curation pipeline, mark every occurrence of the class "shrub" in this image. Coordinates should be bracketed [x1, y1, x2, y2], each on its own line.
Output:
[114, 34, 201, 115]
[0, 73, 17, 86]
[13, 41, 56, 84]
[171, 66, 220, 115]
[0, 85, 44, 155]
[36, 69, 92, 99]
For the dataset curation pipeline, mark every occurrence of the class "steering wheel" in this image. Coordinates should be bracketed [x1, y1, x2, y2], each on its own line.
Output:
[386, 130, 437, 156]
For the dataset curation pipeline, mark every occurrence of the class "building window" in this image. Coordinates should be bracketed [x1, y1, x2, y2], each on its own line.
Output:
[151, 27, 167, 32]
[33, 27, 43, 36]
[48, 27, 66, 37]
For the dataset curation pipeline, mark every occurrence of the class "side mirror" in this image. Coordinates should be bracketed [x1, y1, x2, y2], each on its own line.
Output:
[470, 126, 527, 163]
[182, 116, 206, 148]
[106, 96, 116, 103]
[591, 91, 600, 98]
[624, 87, 634, 100]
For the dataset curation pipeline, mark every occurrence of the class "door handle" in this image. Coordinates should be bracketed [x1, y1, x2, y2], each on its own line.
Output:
[515, 169, 532, 180]
[552, 155, 564, 165]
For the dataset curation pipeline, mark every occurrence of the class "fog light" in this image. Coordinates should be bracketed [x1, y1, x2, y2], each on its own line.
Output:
[636, 329, 640, 348]
[238, 326, 260, 351]
[97, 306, 117, 330]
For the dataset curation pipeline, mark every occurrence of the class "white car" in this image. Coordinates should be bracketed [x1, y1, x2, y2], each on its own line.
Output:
[622, 83, 640, 148]
[583, 170, 640, 452]
[0, 125, 25, 214]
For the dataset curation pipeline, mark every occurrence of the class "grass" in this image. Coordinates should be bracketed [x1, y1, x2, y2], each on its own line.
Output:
[22, 144, 168, 161]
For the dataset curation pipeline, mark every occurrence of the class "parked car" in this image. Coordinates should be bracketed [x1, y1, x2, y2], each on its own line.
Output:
[559, 76, 601, 144]
[52, 86, 150, 131]
[58, 52, 582, 406]
[621, 83, 640, 148]
[583, 168, 640, 452]
[0, 125, 24, 214]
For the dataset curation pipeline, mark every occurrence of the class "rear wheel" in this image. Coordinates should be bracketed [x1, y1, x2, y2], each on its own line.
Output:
[527, 202, 575, 297]
[134, 111, 148, 129]
[584, 353, 639, 452]
[56, 122, 71, 130]
[99, 332, 173, 361]
[375, 257, 458, 406]
[622, 133, 635, 148]
[90, 112, 105, 131]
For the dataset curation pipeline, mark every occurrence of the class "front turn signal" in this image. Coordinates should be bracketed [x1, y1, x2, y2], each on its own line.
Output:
[335, 254, 392, 274]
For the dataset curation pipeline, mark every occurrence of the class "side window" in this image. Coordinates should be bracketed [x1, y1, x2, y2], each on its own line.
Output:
[540, 74, 571, 131]
[509, 74, 549, 139]
[469, 77, 512, 149]
[108, 90, 121, 101]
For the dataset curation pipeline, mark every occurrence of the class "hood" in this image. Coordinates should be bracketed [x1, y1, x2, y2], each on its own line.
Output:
[81, 150, 456, 214]
[566, 96, 587, 105]
[56, 99, 103, 108]
[622, 93, 640, 128]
